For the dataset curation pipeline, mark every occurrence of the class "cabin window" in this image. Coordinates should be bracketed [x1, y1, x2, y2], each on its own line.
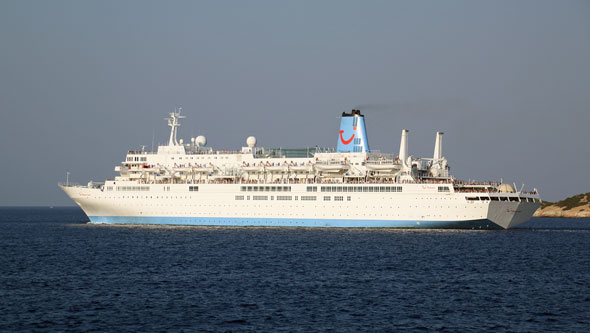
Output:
[116, 186, 149, 191]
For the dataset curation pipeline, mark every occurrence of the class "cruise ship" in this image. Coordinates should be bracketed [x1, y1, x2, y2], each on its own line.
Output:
[60, 109, 541, 229]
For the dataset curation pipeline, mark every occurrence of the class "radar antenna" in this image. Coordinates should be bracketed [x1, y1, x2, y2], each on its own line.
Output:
[165, 107, 186, 146]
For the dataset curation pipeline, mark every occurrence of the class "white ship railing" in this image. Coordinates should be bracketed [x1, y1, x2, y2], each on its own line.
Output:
[126, 146, 335, 157]
[58, 182, 81, 187]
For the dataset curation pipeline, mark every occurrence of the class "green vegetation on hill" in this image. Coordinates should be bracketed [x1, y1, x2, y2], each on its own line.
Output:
[542, 193, 590, 210]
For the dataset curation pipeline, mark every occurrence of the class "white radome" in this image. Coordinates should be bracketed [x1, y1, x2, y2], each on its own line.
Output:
[497, 184, 516, 193]
[246, 136, 257, 148]
[196, 136, 207, 147]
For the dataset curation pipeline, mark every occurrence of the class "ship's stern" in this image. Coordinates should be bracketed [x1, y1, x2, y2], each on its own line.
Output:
[487, 200, 540, 229]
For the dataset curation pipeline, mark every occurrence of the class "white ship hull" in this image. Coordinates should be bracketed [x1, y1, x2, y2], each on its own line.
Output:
[61, 183, 540, 230]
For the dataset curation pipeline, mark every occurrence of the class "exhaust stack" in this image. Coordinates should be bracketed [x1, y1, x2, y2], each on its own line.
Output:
[336, 109, 370, 153]
[433, 131, 443, 160]
[399, 129, 409, 162]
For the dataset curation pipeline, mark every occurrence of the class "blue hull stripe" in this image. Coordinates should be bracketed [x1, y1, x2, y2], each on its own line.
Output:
[88, 216, 503, 229]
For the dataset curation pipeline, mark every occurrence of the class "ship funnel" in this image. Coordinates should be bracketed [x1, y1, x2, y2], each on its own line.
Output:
[433, 131, 443, 160]
[399, 129, 409, 162]
[336, 109, 370, 153]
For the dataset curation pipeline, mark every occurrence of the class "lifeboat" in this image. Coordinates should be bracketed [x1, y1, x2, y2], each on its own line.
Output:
[290, 164, 313, 172]
[192, 165, 214, 173]
[266, 162, 288, 172]
[365, 163, 401, 172]
[314, 162, 349, 173]
[241, 163, 264, 172]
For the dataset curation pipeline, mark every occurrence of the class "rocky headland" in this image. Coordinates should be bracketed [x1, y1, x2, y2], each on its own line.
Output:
[534, 192, 590, 218]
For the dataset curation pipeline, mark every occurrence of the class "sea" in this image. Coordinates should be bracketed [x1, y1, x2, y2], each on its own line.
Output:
[1, 207, 589, 332]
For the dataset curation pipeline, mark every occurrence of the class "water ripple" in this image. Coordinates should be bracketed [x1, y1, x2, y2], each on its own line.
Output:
[1, 207, 589, 332]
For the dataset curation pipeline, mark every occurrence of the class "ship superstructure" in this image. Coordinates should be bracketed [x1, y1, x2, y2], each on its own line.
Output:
[60, 109, 541, 229]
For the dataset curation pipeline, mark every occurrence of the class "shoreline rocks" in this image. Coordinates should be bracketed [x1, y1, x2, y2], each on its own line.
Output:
[533, 193, 590, 218]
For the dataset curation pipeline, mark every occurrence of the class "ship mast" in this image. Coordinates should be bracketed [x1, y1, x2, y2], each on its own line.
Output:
[165, 107, 185, 146]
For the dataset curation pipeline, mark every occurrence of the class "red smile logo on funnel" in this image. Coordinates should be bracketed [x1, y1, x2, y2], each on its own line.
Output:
[340, 126, 356, 145]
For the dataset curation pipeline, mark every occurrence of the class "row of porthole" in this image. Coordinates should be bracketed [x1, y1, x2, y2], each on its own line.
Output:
[132, 207, 473, 217]
[97, 196, 468, 200]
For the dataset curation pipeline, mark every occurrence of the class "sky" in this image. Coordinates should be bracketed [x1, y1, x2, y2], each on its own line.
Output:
[0, 0, 588, 205]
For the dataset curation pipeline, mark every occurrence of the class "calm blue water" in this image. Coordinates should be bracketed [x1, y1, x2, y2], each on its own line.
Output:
[1, 207, 590, 332]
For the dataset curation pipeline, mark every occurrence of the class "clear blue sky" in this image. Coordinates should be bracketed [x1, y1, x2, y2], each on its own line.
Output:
[1, 0, 588, 205]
